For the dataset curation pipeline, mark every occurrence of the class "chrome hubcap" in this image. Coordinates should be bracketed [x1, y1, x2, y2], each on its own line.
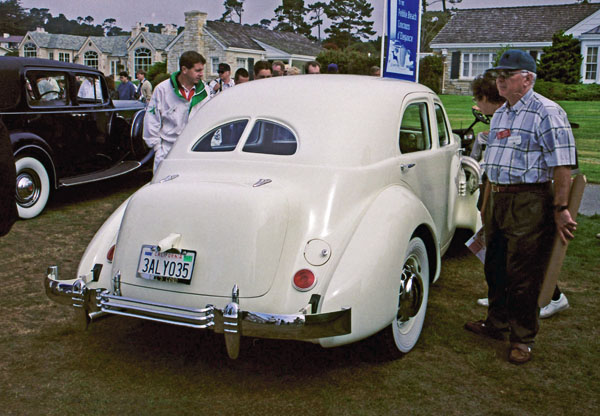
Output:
[397, 255, 424, 324]
[16, 169, 41, 207]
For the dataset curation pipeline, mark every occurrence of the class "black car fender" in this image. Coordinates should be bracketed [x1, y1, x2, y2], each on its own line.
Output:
[11, 131, 57, 189]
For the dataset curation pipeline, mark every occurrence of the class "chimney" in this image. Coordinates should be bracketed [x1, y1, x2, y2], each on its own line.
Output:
[161, 24, 178, 36]
[35, 27, 46, 33]
[3, 33, 9, 38]
[131, 22, 144, 38]
[183, 11, 207, 53]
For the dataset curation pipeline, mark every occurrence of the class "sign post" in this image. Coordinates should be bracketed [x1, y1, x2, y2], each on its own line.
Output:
[383, 0, 422, 82]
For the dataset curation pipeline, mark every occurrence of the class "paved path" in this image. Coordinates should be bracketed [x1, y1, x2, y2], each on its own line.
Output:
[580, 183, 600, 216]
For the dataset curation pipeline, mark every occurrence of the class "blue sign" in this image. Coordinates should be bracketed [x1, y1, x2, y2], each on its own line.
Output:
[383, 0, 421, 82]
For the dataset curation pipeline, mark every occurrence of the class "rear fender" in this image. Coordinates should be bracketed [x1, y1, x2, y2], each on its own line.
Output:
[76, 194, 136, 286]
[319, 186, 439, 347]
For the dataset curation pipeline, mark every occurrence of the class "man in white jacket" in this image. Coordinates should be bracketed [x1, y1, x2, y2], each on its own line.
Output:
[143, 51, 211, 173]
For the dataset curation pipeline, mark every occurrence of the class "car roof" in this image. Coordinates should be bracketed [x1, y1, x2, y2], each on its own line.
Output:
[177, 74, 436, 167]
[0, 56, 102, 111]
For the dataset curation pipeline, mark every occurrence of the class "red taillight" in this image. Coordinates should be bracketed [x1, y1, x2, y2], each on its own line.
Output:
[293, 269, 316, 291]
[106, 244, 116, 263]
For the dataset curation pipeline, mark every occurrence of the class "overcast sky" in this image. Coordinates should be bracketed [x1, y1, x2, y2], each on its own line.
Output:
[19, 0, 594, 36]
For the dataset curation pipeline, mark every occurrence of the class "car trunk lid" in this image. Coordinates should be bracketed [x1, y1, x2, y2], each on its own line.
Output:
[112, 177, 289, 298]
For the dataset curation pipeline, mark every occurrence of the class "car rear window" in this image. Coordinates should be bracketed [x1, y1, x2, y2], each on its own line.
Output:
[192, 120, 249, 152]
[242, 120, 297, 156]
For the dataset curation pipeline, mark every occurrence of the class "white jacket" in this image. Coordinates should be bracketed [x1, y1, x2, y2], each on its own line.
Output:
[143, 72, 210, 172]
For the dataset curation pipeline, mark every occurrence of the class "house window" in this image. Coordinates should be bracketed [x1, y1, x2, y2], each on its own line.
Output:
[134, 47, 152, 73]
[585, 47, 598, 81]
[211, 57, 220, 75]
[236, 58, 247, 69]
[49, 52, 54, 60]
[462, 53, 495, 79]
[84, 51, 99, 69]
[59, 52, 70, 63]
[24, 43, 37, 57]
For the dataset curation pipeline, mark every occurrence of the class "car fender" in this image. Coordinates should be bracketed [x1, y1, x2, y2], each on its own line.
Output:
[76, 195, 133, 285]
[11, 131, 57, 188]
[319, 185, 439, 348]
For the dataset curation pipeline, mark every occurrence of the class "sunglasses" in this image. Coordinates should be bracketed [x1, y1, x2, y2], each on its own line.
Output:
[217, 70, 225, 74]
[487, 69, 528, 79]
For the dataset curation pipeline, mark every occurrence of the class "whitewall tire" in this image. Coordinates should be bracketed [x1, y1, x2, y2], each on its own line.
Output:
[376, 236, 430, 359]
[15, 156, 51, 219]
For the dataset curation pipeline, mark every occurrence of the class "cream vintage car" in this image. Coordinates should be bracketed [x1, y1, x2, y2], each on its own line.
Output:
[45, 75, 481, 359]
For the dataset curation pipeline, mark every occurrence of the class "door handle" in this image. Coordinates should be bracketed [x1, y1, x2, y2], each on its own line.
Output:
[400, 163, 415, 172]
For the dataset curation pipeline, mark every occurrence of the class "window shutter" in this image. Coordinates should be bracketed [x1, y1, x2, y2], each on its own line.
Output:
[450, 52, 460, 79]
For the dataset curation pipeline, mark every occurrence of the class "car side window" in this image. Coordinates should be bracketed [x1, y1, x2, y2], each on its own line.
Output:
[399, 102, 431, 154]
[435, 104, 450, 147]
[75, 73, 104, 103]
[25, 71, 69, 107]
[192, 120, 249, 152]
[242, 120, 297, 155]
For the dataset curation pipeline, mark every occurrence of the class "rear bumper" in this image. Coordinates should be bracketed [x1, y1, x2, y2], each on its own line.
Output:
[45, 266, 351, 358]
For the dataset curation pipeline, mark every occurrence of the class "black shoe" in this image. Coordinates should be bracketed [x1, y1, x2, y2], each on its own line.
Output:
[464, 320, 507, 341]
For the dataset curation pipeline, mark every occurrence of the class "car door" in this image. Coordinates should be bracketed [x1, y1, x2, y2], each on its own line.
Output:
[397, 94, 458, 249]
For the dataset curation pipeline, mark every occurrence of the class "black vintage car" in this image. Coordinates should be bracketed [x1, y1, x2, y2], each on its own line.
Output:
[0, 57, 151, 219]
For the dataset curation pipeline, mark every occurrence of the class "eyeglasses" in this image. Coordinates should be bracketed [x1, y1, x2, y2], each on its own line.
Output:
[217, 70, 224, 74]
[487, 69, 528, 80]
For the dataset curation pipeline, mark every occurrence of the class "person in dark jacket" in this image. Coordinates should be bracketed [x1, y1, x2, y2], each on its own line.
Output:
[0, 119, 18, 236]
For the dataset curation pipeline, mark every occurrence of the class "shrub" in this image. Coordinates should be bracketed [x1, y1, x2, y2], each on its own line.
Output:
[151, 72, 170, 88]
[533, 80, 600, 101]
[146, 61, 167, 84]
[418, 55, 444, 93]
[316, 48, 379, 75]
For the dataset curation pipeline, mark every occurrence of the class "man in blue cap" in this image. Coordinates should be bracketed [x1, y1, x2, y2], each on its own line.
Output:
[464, 49, 577, 364]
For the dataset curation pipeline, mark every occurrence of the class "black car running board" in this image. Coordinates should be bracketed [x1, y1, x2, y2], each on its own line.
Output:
[59, 160, 142, 187]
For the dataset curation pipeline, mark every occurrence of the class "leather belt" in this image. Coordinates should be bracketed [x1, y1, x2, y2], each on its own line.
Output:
[490, 182, 550, 193]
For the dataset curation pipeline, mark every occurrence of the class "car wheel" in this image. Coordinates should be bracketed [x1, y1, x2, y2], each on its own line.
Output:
[15, 156, 51, 219]
[376, 237, 430, 359]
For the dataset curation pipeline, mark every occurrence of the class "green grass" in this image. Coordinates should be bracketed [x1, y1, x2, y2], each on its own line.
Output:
[440, 95, 600, 183]
[0, 169, 599, 415]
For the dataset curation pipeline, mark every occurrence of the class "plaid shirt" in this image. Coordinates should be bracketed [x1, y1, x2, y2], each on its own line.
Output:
[482, 88, 576, 185]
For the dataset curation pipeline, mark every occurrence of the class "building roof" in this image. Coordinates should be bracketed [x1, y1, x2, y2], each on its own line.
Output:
[90, 35, 130, 56]
[432, 3, 600, 45]
[206, 21, 322, 56]
[25, 31, 86, 51]
[1, 35, 24, 43]
[584, 24, 600, 34]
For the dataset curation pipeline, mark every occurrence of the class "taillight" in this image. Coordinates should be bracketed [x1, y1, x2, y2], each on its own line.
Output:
[293, 269, 316, 291]
[106, 244, 116, 263]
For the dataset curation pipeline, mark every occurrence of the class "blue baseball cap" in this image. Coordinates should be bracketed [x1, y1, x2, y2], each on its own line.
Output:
[489, 49, 536, 73]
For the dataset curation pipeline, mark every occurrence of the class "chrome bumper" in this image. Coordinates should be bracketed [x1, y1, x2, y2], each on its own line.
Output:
[45, 267, 351, 359]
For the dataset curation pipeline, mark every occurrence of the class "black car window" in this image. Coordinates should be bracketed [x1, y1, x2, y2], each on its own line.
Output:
[242, 120, 297, 155]
[75, 73, 105, 103]
[435, 104, 450, 147]
[192, 120, 249, 152]
[399, 102, 431, 154]
[25, 71, 69, 107]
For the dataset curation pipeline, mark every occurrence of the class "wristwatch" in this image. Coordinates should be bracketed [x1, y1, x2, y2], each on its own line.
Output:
[554, 205, 569, 212]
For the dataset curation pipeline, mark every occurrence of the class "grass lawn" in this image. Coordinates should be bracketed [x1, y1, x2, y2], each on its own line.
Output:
[440, 95, 600, 183]
[0, 168, 599, 415]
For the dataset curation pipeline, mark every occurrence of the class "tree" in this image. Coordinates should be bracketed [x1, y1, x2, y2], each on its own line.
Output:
[220, 0, 244, 24]
[422, 0, 462, 13]
[307, 1, 327, 41]
[420, 11, 450, 52]
[537, 31, 582, 84]
[324, 0, 375, 48]
[0, 0, 28, 34]
[272, 0, 311, 36]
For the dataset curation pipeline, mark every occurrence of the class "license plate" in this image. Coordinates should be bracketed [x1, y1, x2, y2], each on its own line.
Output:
[136, 245, 196, 284]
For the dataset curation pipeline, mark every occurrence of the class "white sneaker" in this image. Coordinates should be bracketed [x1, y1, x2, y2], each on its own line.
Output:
[540, 293, 569, 319]
[477, 297, 489, 307]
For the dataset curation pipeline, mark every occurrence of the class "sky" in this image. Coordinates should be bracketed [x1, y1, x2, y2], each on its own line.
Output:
[19, 0, 595, 37]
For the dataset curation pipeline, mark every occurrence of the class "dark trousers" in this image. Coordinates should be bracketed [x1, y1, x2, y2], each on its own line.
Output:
[484, 187, 555, 344]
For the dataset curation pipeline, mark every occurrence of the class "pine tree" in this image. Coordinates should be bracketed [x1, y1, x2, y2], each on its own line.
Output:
[272, 0, 311, 37]
[324, 0, 375, 48]
[220, 0, 244, 24]
[537, 31, 582, 84]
